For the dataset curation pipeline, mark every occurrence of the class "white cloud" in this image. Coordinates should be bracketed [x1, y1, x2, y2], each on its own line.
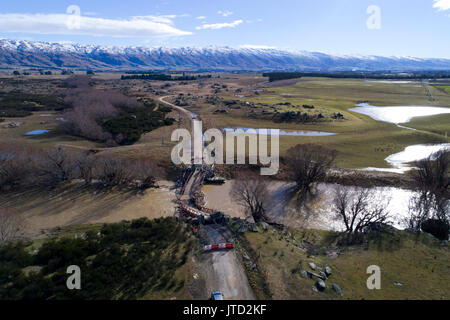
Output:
[132, 15, 176, 25]
[218, 10, 233, 17]
[246, 18, 263, 24]
[433, 0, 450, 11]
[0, 13, 192, 38]
[196, 16, 206, 20]
[196, 19, 243, 30]
[239, 44, 277, 50]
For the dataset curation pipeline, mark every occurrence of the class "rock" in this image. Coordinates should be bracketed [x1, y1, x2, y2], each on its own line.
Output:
[326, 250, 340, 259]
[393, 282, 403, 286]
[4, 121, 23, 128]
[316, 278, 326, 291]
[325, 265, 332, 276]
[300, 270, 308, 278]
[251, 263, 257, 270]
[311, 286, 319, 293]
[258, 221, 269, 230]
[319, 271, 328, 280]
[243, 254, 251, 261]
[332, 284, 343, 296]
[306, 271, 322, 279]
[248, 224, 259, 233]
[309, 262, 316, 270]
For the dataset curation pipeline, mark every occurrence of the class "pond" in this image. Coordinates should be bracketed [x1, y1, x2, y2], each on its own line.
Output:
[362, 143, 450, 174]
[26, 129, 51, 136]
[223, 127, 336, 137]
[349, 103, 450, 124]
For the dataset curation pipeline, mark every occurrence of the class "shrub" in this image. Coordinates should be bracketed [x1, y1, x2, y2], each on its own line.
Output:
[421, 219, 449, 240]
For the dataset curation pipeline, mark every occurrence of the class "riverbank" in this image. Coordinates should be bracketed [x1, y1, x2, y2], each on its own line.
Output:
[241, 225, 449, 299]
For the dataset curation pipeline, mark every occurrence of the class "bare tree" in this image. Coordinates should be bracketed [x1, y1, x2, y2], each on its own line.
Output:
[96, 155, 132, 187]
[0, 141, 36, 189]
[38, 147, 77, 185]
[332, 186, 391, 237]
[74, 152, 97, 184]
[230, 171, 270, 223]
[407, 150, 449, 233]
[412, 150, 449, 195]
[128, 159, 162, 190]
[285, 144, 337, 198]
[407, 191, 449, 231]
[0, 208, 25, 244]
[0, 152, 26, 189]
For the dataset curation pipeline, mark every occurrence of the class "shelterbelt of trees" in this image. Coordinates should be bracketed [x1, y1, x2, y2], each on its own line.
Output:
[120, 73, 212, 81]
[263, 71, 450, 82]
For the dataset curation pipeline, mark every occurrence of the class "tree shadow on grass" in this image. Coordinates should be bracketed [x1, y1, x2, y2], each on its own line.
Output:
[0, 184, 141, 232]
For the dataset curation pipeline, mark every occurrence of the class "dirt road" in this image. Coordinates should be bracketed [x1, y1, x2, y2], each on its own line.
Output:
[201, 224, 255, 300]
[160, 95, 255, 300]
[159, 96, 197, 120]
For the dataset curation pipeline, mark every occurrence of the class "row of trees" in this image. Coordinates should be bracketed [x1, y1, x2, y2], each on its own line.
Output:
[0, 142, 161, 191]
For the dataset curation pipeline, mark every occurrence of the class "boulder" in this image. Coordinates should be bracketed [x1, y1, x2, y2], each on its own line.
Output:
[421, 219, 449, 241]
[332, 283, 343, 296]
[309, 262, 316, 270]
[319, 271, 328, 280]
[300, 270, 308, 278]
[316, 278, 326, 291]
[258, 221, 270, 230]
[248, 224, 259, 233]
[325, 265, 332, 277]
[311, 286, 319, 293]
[306, 271, 322, 279]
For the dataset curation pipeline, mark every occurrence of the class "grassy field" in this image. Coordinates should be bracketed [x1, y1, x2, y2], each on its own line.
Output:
[436, 85, 450, 94]
[213, 77, 450, 168]
[1, 75, 449, 170]
[242, 227, 449, 300]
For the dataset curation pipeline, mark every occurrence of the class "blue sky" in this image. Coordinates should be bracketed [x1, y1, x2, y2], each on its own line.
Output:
[1, 0, 450, 58]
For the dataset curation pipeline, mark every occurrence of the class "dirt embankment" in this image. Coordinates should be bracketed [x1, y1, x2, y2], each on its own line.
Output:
[0, 181, 177, 238]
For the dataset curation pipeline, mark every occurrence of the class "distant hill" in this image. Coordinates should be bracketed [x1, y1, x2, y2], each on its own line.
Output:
[1, 39, 450, 72]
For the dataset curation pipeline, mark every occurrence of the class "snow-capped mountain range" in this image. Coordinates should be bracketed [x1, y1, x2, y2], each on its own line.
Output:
[1, 39, 450, 72]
